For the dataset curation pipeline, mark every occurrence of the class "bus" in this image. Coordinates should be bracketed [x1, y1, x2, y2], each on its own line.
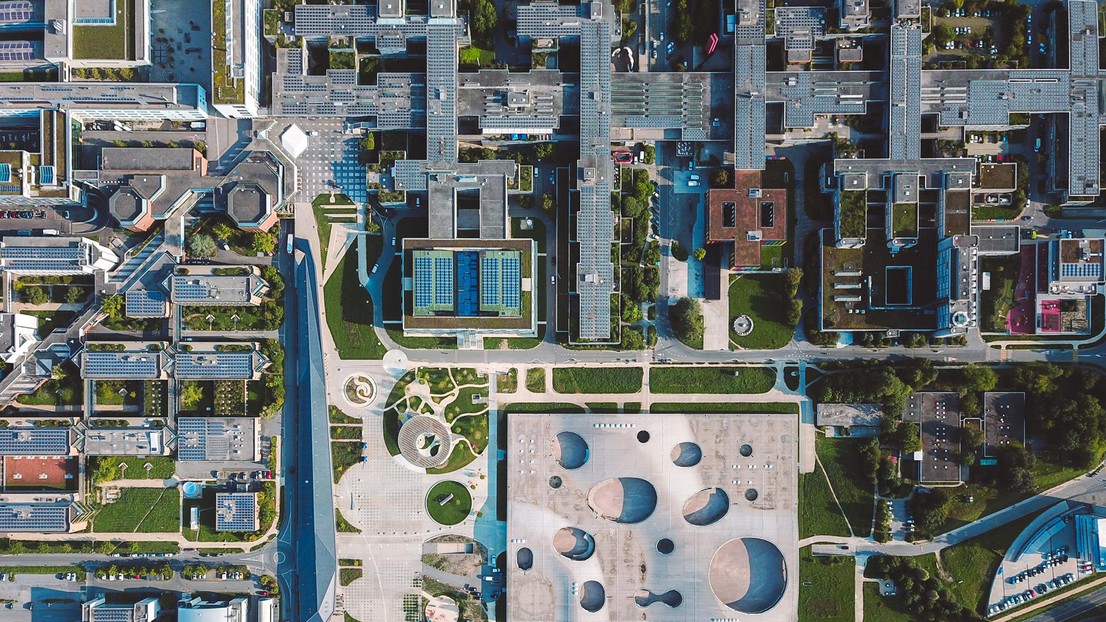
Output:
[285, 234, 293, 254]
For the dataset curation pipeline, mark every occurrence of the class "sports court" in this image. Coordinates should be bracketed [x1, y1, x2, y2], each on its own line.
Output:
[2, 456, 78, 491]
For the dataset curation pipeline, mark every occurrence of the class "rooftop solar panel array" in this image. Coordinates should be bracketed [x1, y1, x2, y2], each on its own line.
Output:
[889, 24, 922, 162]
[1068, 1, 1099, 80]
[82, 350, 162, 379]
[413, 251, 455, 313]
[125, 288, 168, 318]
[38, 164, 53, 186]
[0, 40, 33, 61]
[176, 417, 209, 461]
[775, 71, 868, 127]
[734, 0, 767, 171]
[0, 503, 68, 532]
[480, 253, 521, 313]
[774, 7, 824, 51]
[1061, 262, 1102, 280]
[0, 163, 10, 184]
[426, 24, 460, 162]
[0, 1, 33, 25]
[455, 251, 479, 316]
[0, 427, 68, 455]
[215, 492, 258, 532]
[174, 351, 258, 379]
[0, 242, 86, 273]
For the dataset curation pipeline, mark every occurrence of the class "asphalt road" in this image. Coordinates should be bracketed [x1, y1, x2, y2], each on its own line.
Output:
[1025, 584, 1106, 622]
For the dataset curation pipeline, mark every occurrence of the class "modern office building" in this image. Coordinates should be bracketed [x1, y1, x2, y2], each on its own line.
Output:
[83, 596, 162, 622]
[177, 597, 248, 622]
[0, 312, 39, 364]
[1076, 513, 1106, 570]
[0, 236, 118, 275]
[168, 269, 270, 307]
[176, 417, 257, 462]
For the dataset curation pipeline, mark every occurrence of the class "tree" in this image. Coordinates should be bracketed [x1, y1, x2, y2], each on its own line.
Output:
[961, 427, 984, 454]
[692, 247, 706, 261]
[180, 382, 204, 410]
[534, 143, 554, 161]
[960, 363, 997, 394]
[540, 193, 555, 213]
[471, 0, 498, 42]
[621, 301, 642, 324]
[995, 444, 1036, 492]
[101, 294, 123, 318]
[897, 422, 921, 453]
[959, 391, 980, 417]
[211, 222, 235, 242]
[912, 488, 950, 536]
[187, 233, 217, 258]
[65, 286, 84, 304]
[786, 298, 803, 327]
[251, 232, 276, 255]
[643, 145, 655, 164]
[668, 297, 703, 347]
[25, 287, 48, 305]
[710, 168, 731, 188]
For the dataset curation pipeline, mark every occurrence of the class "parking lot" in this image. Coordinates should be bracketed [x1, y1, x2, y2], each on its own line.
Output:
[0, 577, 82, 621]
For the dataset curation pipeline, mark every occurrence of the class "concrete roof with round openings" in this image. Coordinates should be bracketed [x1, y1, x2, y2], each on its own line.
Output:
[506, 412, 798, 621]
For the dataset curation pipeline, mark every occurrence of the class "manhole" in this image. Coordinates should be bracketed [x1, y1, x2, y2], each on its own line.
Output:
[637, 430, 650, 443]
[739, 444, 753, 457]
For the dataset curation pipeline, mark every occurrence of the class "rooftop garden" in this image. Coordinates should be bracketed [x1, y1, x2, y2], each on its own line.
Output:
[838, 190, 867, 239]
[891, 203, 918, 238]
[72, 0, 134, 60]
[211, 0, 245, 104]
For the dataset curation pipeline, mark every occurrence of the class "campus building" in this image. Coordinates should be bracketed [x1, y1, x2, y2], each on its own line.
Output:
[706, 170, 789, 271]
[0, 312, 39, 364]
[177, 597, 248, 622]
[83, 596, 161, 622]
[1076, 513, 1106, 571]
[215, 491, 259, 532]
[0, 236, 118, 275]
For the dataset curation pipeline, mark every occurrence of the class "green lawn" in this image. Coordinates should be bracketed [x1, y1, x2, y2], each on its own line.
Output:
[648, 402, 799, 414]
[729, 275, 794, 350]
[426, 439, 479, 475]
[311, 193, 355, 265]
[332, 441, 362, 484]
[324, 246, 387, 360]
[93, 488, 180, 533]
[443, 386, 489, 422]
[459, 46, 496, 66]
[800, 463, 851, 539]
[340, 567, 364, 586]
[552, 367, 643, 393]
[91, 456, 176, 482]
[72, 0, 133, 59]
[816, 437, 874, 537]
[426, 480, 472, 525]
[650, 366, 775, 394]
[452, 414, 489, 455]
[939, 509, 1047, 615]
[863, 582, 915, 622]
[798, 547, 854, 622]
[525, 368, 546, 392]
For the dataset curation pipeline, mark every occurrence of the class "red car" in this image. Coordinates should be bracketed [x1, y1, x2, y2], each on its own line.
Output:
[612, 150, 633, 163]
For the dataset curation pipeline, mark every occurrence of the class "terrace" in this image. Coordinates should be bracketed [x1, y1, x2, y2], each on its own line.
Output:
[211, 0, 245, 105]
[891, 203, 918, 238]
[838, 190, 867, 239]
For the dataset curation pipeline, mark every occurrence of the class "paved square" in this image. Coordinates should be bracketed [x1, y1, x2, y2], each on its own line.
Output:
[506, 412, 798, 621]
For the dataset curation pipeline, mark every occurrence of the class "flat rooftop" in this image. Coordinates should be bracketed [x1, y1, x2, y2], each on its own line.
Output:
[908, 392, 962, 484]
[507, 411, 798, 621]
[176, 417, 256, 462]
[983, 392, 1025, 457]
[83, 427, 166, 457]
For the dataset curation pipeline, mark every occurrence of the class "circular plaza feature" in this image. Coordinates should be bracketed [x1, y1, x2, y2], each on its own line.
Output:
[579, 581, 606, 612]
[425, 480, 472, 526]
[549, 475, 563, 489]
[425, 595, 459, 622]
[344, 373, 376, 407]
[636, 430, 651, 443]
[552, 432, 589, 470]
[399, 416, 453, 469]
[709, 537, 787, 614]
[553, 527, 596, 561]
[739, 443, 753, 457]
[657, 538, 675, 555]
[635, 589, 683, 608]
[682, 487, 730, 526]
[587, 477, 657, 524]
[732, 315, 754, 336]
[670, 442, 703, 467]
[745, 488, 759, 502]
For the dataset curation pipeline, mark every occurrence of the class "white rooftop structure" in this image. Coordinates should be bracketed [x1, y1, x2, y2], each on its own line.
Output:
[280, 124, 308, 159]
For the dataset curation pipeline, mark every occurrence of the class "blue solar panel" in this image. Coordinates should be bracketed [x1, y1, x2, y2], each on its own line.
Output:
[176, 417, 208, 461]
[37, 165, 52, 186]
[216, 493, 257, 531]
[414, 255, 433, 308]
[503, 256, 521, 309]
[480, 256, 500, 307]
[456, 251, 479, 316]
[174, 352, 255, 379]
[0, 428, 68, 455]
[0, 164, 11, 184]
[83, 351, 160, 379]
[0, 504, 68, 532]
[434, 257, 453, 306]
